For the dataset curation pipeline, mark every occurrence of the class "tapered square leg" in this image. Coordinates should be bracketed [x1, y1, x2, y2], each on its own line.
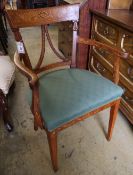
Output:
[47, 131, 58, 172]
[107, 99, 120, 141]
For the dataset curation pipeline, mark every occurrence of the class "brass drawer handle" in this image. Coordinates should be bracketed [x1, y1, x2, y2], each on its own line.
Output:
[96, 62, 106, 72]
[121, 34, 126, 52]
[127, 67, 133, 79]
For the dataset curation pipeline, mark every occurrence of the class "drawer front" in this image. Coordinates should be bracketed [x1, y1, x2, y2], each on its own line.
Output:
[91, 16, 133, 124]
[120, 59, 133, 84]
[120, 98, 133, 124]
[90, 55, 113, 81]
[90, 48, 133, 91]
[94, 17, 119, 45]
[90, 55, 133, 123]
[119, 83, 133, 109]
[94, 46, 133, 85]
[91, 57, 133, 109]
[91, 48, 113, 78]
[90, 35, 133, 88]
[92, 34, 115, 66]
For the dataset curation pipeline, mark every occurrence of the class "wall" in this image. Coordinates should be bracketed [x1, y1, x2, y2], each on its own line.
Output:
[108, 0, 132, 9]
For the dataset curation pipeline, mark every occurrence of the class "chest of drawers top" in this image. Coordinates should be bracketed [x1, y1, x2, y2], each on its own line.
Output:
[90, 9, 133, 33]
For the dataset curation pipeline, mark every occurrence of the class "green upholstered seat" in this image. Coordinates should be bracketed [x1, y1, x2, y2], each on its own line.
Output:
[28, 69, 123, 131]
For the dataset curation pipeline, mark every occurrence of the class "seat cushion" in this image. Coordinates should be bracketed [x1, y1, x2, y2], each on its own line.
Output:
[0, 55, 15, 95]
[28, 68, 123, 131]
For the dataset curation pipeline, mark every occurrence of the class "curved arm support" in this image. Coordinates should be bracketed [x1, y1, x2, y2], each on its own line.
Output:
[14, 51, 38, 86]
[78, 37, 129, 84]
[78, 37, 129, 58]
[14, 51, 44, 129]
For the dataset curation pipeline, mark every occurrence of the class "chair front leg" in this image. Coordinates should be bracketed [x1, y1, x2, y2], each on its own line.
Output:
[47, 130, 58, 172]
[107, 99, 120, 141]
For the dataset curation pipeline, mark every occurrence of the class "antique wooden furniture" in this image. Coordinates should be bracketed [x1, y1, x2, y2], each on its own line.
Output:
[0, 0, 8, 54]
[0, 53, 15, 131]
[6, 4, 126, 171]
[58, 0, 108, 68]
[90, 9, 133, 124]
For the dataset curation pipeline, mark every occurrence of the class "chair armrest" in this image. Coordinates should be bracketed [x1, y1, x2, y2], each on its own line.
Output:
[78, 37, 129, 58]
[14, 51, 38, 86]
[78, 37, 129, 84]
[14, 51, 44, 130]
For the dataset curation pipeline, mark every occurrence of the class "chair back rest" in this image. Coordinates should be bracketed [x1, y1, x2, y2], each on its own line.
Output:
[6, 4, 79, 70]
[7, 4, 79, 28]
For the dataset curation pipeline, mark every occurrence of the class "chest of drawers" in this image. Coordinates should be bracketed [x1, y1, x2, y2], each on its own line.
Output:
[90, 9, 133, 124]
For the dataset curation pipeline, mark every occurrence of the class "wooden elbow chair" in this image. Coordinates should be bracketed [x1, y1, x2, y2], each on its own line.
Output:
[6, 4, 127, 171]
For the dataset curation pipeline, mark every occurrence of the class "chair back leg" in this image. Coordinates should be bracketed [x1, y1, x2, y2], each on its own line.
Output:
[47, 131, 58, 172]
[107, 99, 121, 141]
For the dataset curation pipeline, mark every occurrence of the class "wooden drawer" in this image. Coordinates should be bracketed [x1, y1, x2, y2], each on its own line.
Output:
[91, 55, 133, 110]
[91, 48, 113, 77]
[120, 98, 133, 124]
[92, 34, 115, 65]
[120, 59, 133, 84]
[94, 46, 133, 86]
[90, 12, 133, 124]
[90, 54, 113, 81]
[91, 48, 133, 91]
[91, 36, 133, 87]
[94, 17, 119, 45]
[90, 55, 133, 124]
[120, 82, 133, 123]
[96, 47, 116, 66]
[120, 83, 133, 109]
